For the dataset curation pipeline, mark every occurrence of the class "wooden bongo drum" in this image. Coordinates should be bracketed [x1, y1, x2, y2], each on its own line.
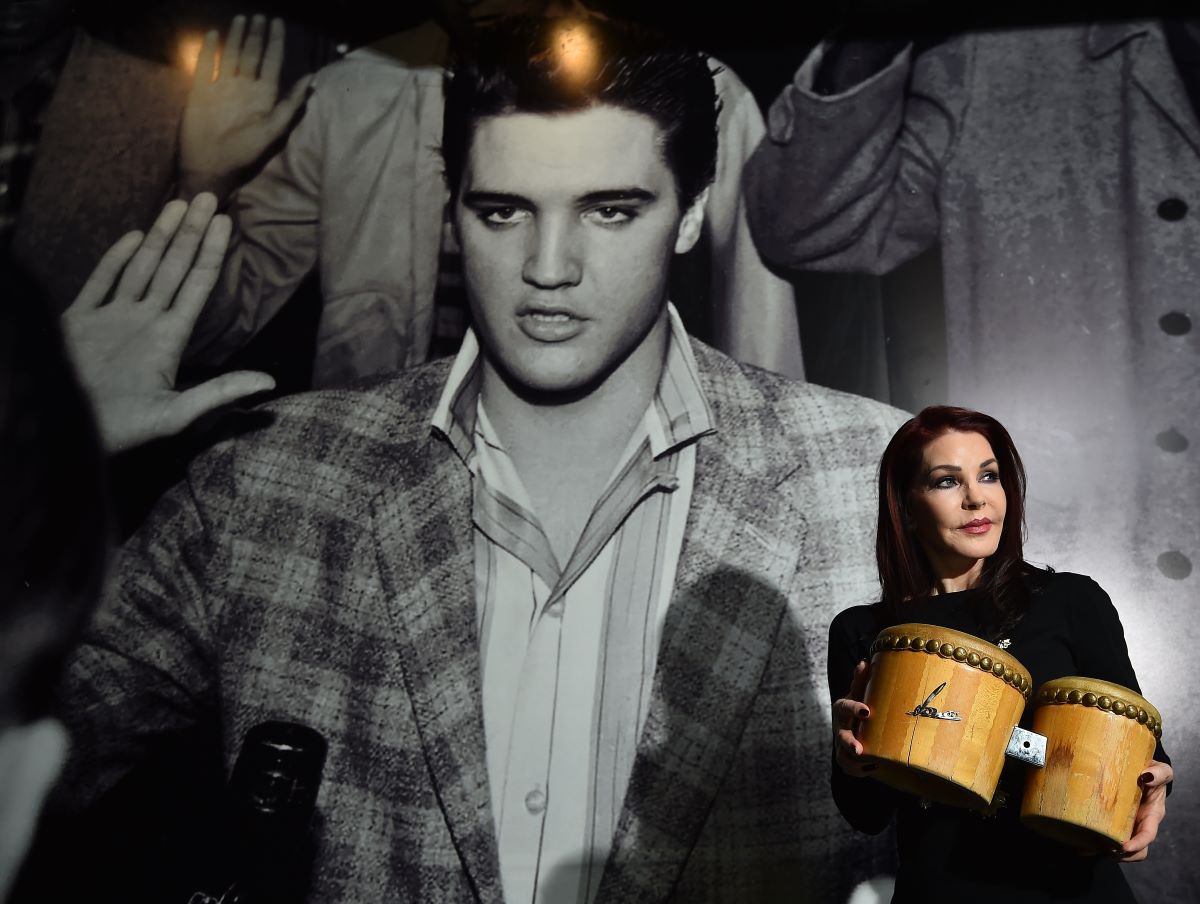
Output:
[1020, 677, 1162, 850]
[856, 623, 1033, 809]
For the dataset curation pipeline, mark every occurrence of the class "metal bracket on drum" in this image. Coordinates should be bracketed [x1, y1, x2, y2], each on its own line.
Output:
[1005, 727, 1047, 767]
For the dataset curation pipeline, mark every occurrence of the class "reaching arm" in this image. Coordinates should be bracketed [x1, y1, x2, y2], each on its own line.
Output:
[178, 15, 323, 367]
[61, 195, 275, 453]
[743, 35, 971, 276]
[178, 15, 314, 202]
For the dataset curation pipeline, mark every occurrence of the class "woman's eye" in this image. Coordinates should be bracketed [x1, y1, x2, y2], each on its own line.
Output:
[980, 471, 1000, 482]
[933, 476, 957, 489]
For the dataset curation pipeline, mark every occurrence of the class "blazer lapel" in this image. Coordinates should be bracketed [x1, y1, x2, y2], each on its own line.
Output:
[596, 427, 805, 903]
[1126, 24, 1200, 158]
[370, 431, 502, 904]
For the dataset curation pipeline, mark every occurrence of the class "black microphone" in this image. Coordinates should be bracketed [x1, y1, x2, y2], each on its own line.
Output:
[187, 721, 327, 904]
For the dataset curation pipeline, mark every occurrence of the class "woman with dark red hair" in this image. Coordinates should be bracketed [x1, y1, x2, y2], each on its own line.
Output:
[828, 406, 1172, 903]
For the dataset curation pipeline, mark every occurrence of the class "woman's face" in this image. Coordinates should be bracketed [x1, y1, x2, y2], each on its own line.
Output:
[908, 430, 1007, 583]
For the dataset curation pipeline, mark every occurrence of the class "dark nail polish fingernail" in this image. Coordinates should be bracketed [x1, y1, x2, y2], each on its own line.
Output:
[1139, 772, 1153, 784]
[857, 708, 869, 718]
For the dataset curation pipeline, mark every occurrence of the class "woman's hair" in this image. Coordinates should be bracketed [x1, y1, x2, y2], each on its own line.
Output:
[876, 405, 1048, 639]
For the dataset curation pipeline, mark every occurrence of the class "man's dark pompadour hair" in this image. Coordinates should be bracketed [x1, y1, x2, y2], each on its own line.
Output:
[442, 15, 720, 209]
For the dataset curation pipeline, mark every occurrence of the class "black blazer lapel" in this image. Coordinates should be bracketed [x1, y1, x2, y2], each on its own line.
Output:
[370, 431, 502, 904]
[596, 428, 806, 903]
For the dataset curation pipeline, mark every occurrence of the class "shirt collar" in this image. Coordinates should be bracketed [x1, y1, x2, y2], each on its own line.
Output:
[430, 302, 717, 463]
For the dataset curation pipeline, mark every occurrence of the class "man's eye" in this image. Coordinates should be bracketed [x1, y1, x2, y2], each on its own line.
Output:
[585, 206, 634, 225]
[481, 207, 528, 226]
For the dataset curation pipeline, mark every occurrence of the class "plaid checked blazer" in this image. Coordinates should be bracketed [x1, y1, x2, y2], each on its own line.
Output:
[60, 339, 907, 903]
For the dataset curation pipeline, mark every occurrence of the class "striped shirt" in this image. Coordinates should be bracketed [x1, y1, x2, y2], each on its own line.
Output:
[429, 304, 716, 904]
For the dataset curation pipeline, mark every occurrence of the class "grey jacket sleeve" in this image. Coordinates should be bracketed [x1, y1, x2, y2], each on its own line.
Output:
[183, 82, 326, 365]
[743, 37, 971, 276]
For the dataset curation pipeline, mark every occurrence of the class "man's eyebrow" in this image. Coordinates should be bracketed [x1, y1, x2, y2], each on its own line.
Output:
[576, 188, 658, 205]
[461, 188, 659, 208]
[461, 191, 532, 207]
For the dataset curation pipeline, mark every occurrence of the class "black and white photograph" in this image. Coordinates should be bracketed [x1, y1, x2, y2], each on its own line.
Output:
[1, 1, 1196, 901]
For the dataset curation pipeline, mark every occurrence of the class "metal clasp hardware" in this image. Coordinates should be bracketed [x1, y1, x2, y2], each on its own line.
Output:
[1006, 726, 1047, 767]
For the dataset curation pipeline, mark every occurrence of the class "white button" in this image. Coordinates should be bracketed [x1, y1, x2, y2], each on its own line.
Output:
[335, 42, 349, 55]
[545, 599, 564, 618]
[524, 788, 547, 814]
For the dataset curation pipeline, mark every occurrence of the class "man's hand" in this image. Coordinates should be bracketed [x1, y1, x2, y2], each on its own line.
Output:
[62, 195, 275, 453]
[1116, 760, 1173, 862]
[833, 660, 877, 777]
[179, 15, 313, 200]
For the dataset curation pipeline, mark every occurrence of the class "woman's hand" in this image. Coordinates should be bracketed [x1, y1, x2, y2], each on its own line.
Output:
[1116, 760, 1173, 861]
[833, 660, 876, 777]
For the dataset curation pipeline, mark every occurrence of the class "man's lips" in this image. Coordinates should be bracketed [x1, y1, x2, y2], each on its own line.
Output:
[516, 306, 587, 342]
[517, 302, 586, 318]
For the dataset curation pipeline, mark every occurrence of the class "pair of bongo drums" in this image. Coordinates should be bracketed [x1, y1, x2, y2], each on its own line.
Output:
[855, 623, 1162, 850]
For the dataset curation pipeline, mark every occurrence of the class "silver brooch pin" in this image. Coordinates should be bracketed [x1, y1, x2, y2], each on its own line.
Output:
[997, 638, 1012, 649]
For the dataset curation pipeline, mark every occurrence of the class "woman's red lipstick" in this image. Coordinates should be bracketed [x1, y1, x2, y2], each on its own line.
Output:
[960, 518, 992, 535]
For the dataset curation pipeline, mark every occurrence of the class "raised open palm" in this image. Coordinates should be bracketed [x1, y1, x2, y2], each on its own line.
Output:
[179, 15, 313, 199]
[61, 195, 275, 452]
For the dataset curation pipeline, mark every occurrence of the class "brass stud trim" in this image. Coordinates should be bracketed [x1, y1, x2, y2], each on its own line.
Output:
[1035, 684, 1162, 740]
[869, 630, 1032, 699]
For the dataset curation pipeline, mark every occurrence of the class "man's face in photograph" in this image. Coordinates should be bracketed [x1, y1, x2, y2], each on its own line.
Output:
[454, 104, 704, 396]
